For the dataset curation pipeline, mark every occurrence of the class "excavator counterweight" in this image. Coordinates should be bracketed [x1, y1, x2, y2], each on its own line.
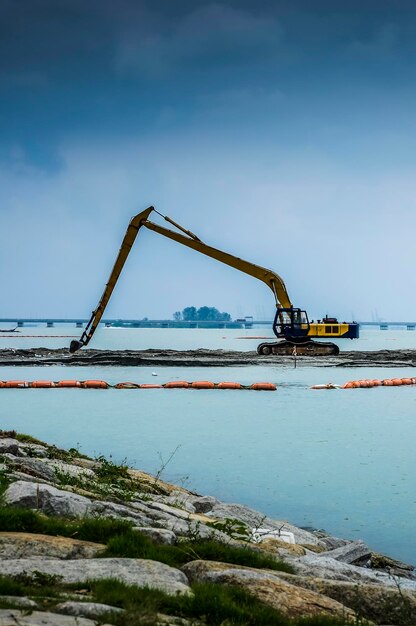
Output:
[69, 207, 358, 355]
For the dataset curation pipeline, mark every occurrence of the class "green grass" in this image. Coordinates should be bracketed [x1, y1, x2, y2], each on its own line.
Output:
[0, 575, 361, 626]
[103, 534, 294, 572]
[88, 579, 359, 626]
[0, 507, 132, 543]
[0, 507, 293, 573]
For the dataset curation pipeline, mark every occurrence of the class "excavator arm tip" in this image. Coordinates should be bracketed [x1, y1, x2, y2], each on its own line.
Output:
[69, 340, 83, 353]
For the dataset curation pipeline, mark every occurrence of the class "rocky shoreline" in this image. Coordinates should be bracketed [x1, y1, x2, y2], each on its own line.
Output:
[0, 431, 415, 625]
[1, 347, 416, 368]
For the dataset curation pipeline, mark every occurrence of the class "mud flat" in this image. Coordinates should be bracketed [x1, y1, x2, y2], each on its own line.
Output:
[0, 347, 415, 367]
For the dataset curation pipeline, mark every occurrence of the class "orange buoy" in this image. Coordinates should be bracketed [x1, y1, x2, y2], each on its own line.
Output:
[82, 380, 108, 389]
[391, 378, 403, 386]
[350, 381, 360, 388]
[250, 382, 277, 391]
[401, 378, 413, 385]
[114, 382, 140, 389]
[164, 381, 190, 389]
[56, 380, 81, 388]
[371, 380, 382, 386]
[31, 381, 55, 388]
[4, 381, 28, 388]
[191, 381, 215, 389]
[0, 381, 4, 388]
[217, 382, 242, 389]
[342, 382, 354, 389]
[139, 384, 162, 389]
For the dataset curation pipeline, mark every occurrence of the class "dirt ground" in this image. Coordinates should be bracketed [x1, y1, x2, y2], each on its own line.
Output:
[0, 348, 415, 368]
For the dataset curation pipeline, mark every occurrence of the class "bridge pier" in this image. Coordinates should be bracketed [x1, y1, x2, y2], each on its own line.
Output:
[47, 322, 54, 328]
[17, 321, 24, 327]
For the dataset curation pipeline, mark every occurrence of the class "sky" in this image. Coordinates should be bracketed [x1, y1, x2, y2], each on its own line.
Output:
[1, 0, 416, 322]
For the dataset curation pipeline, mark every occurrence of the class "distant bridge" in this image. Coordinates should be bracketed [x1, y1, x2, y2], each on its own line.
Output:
[0, 319, 415, 330]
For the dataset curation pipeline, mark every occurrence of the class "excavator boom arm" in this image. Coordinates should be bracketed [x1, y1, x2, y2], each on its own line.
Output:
[70, 206, 292, 352]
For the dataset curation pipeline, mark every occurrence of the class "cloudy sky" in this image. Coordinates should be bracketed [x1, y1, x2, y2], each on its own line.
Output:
[1, 0, 416, 321]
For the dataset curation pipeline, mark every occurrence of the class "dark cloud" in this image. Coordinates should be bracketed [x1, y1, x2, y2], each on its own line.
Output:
[2, 1, 416, 318]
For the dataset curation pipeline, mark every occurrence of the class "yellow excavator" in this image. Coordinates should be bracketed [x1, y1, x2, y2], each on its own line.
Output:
[69, 206, 359, 356]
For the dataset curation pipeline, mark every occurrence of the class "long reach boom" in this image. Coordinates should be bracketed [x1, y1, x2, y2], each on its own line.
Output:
[69, 206, 292, 353]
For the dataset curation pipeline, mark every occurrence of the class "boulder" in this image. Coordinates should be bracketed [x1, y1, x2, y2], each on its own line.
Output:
[276, 572, 416, 624]
[55, 601, 124, 618]
[182, 560, 355, 620]
[134, 527, 177, 545]
[207, 502, 325, 547]
[287, 553, 416, 591]
[89, 500, 153, 525]
[44, 459, 95, 480]
[5, 458, 55, 482]
[0, 439, 21, 456]
[0, 532, 104, 559]
[192, 496, 218, 513]
[0, 609, 107, 626]
[319, 535, 351, 550]
[17, 442, 48, 458]
[0, 557, 191, 595]
[0, 597, 38, 609]
[3, 481, 92, 518]
[318, 540, 371, 564]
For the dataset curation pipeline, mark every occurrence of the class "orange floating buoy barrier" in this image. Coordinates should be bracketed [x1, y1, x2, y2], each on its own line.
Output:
[401, 378, 413, 385]
[4, 381, 28, 388]
[391, 378, 403, 386]
[217, 382, 242, 389]
[56, 380, 82, 388]
[191, 381, 215, 389]
[31, 381, 55, 388]
[139, 384, 162, 389]
[164, 381, 190, 389]
[250, 382, 277, 391]
[114, 382, 140, 389]
[82, 380, 109, 389]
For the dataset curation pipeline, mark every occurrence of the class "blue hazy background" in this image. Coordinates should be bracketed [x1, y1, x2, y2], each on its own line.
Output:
[1, 0, 416, 321]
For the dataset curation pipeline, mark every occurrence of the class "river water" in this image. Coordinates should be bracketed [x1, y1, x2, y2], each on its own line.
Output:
[0, 326, 415, 564]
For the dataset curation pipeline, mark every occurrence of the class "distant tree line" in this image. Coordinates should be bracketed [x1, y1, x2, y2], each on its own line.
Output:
[173, 306, 232, 322]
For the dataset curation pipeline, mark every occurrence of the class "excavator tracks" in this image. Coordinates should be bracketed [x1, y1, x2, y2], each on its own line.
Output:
[256, 340, 340, 356]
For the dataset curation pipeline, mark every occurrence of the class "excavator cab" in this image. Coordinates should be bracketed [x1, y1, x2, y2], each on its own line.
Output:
[273, 307, 310, 340]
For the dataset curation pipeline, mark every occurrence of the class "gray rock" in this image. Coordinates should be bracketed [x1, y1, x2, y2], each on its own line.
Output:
[3, 481, 92, 517]
[5, 458, 55, 482]
[0, 557, 191, 595]
[318, 540, 371, 564]
[134, 527, 177, 545]
[207, 502, 325, 547]
[0, 532, 104, 559]
[0, 597, 38, 609]
[89, 500, 153, 525]
[56, 601, 124, 618]
[0, 439, 21, 456]
[18, 442, 48, 458]
[154, 491, 198, 513]
[318, 535, 351, 550]
[44, 459, 95, 480]
[287, 553, 416, 591]
[192, 496, 218, 513]
[0, 609, 103, 626]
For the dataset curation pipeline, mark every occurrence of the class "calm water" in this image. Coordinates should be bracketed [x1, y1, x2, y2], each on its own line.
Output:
[0, 326, 415, 564]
